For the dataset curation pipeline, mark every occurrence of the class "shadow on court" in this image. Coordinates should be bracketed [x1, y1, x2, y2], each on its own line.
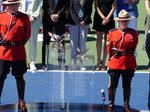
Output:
[0, 103, 140, 112]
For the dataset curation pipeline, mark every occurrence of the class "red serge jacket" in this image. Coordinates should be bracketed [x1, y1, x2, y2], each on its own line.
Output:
[107, 28, 138, 70]
[0, 12, 31, 61]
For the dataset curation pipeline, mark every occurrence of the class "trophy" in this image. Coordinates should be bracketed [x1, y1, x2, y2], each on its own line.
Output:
[48, 32, 68, 49]
[76, 48, 89, 61]
[46, 32, 70, 70]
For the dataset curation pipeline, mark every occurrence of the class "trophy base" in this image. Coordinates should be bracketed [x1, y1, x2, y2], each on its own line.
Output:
[46, 45, 70, 71]
[69, 55, 95, 71]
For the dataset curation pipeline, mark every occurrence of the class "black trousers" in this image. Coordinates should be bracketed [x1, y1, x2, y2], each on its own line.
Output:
[108, 68, 135, 89]
[0, 59, 27, 81]
[146, 33, 150, 68]
[42, 23, 66, 66]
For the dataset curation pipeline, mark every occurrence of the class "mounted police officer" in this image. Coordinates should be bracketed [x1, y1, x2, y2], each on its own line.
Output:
[0, 0, 31, 111]
[107, 9, 138, 112]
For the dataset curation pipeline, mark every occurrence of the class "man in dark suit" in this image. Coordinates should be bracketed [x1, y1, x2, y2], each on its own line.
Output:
[67, 0, 93, 70]
[42, 0, 68, 70]
[67, 0, 93, 26]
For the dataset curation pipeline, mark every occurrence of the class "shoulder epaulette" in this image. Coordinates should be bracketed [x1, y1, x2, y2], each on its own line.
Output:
[18, 12, 28, 16]
[127, 28, 135, 31]
[19, 12, 26, 15]
[109, 29, 117, 32]
[0, 11, 7, 14]
[127, 28, 138, 33]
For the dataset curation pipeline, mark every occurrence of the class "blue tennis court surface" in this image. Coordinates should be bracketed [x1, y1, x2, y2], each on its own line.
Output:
[0, 71, 149, 111]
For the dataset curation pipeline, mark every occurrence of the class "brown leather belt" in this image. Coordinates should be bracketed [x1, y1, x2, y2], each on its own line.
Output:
[7, 40, 24, 46]
[117, 50, 134, 55]
[0, 39, 24, 47]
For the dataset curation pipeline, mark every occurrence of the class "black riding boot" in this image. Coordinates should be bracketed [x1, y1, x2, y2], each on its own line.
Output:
[0, 80, 4, 104]
[123, 88, 131, 112]
[108, 88, 116, 112]
[16, 80, 27, 111]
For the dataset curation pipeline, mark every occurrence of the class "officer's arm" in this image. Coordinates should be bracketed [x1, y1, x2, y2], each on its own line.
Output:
[133, 31, 138, 50]
[107, 31, 112, 54]
[24, 16, 31, 44]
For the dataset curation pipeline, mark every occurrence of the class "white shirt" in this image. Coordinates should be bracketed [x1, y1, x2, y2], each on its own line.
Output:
[26, 0, 32, 9]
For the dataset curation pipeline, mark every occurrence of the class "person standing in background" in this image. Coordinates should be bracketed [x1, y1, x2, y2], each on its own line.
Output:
[92, 0, 116, 71]
[42, 0, 68, 70]
[115, 0, 140, 30]
[0, 0, 9, 11]
[19, 0, 43, 71]
[142, 0, 150, 71]
[107, 10, 138, 112]
[0, 0, 31, 111]
[144, 1, 150, 109]
[67, 0, 93, 70]
[0, 0, 3, 11]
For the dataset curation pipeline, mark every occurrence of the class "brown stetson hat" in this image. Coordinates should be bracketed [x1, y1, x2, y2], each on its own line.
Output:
[114, 9, 134, 20]
[2, 0, 20, 4]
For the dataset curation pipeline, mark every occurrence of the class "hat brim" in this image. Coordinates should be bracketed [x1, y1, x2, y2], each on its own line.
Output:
[114, 16, 135, 20]
[2, 1, 20, 4]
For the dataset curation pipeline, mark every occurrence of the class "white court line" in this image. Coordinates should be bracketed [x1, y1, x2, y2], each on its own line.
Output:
[27, 70, 150, 74]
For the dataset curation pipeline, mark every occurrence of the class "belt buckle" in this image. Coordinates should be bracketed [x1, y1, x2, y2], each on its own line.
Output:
[122, 50, 126, 55]
[11, 42, 15, 46]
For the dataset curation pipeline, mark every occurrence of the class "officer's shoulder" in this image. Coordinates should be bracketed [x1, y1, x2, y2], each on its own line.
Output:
[109, 29, 117, 32]
[127, 28, 136, 31]
[19, 12, 28, 16]
[127, 28, 138, 34]
[0, 11, 7, 15]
